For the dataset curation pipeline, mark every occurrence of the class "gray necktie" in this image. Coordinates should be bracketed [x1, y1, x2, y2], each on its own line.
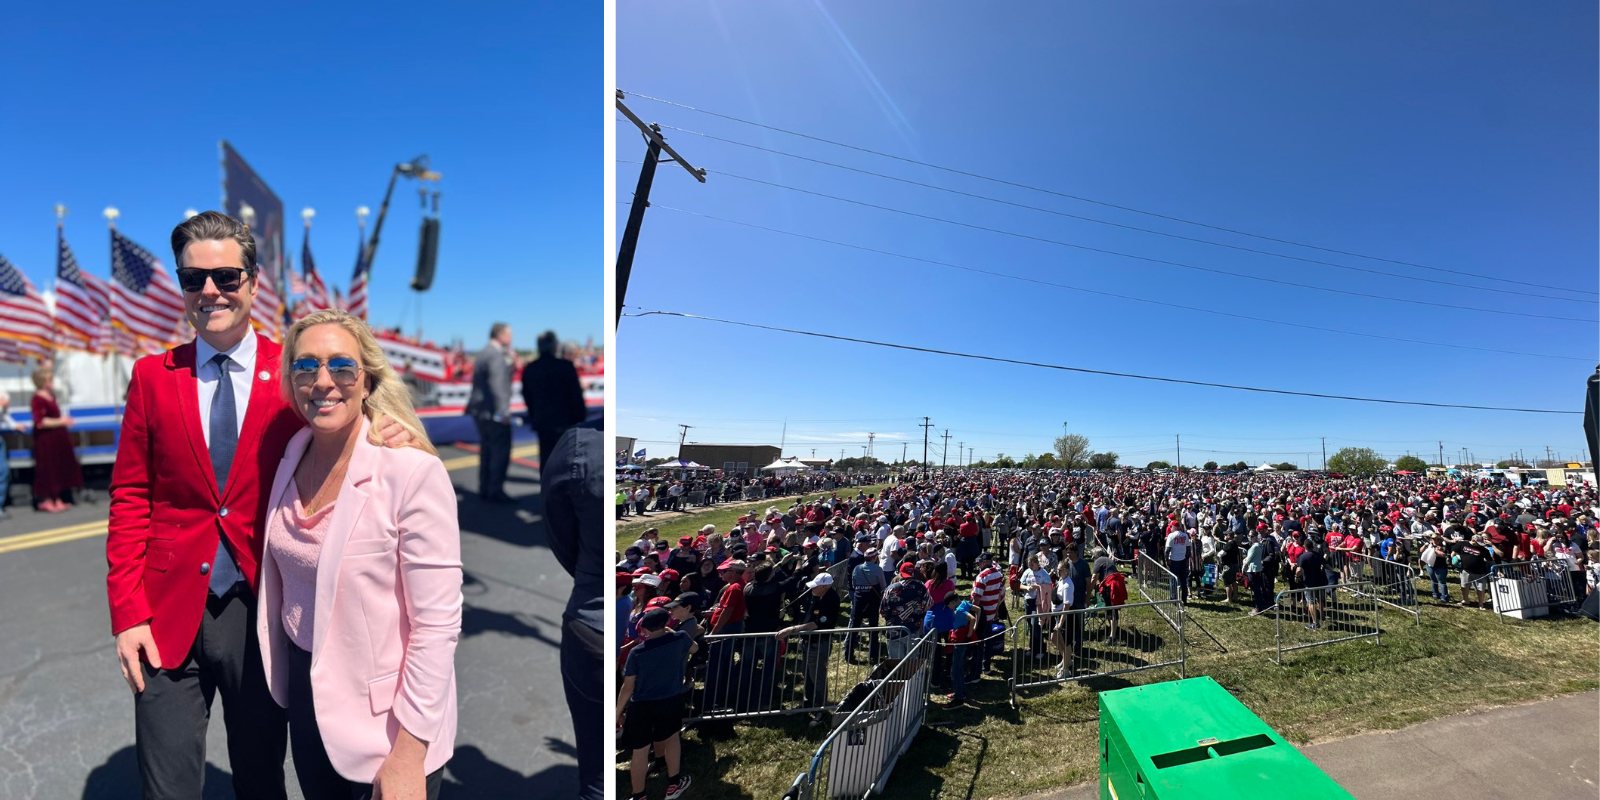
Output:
[207, 353, 244, 595]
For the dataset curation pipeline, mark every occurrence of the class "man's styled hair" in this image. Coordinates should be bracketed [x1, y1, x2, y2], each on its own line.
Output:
[490, 322, 510, 341]
[537, 329, 558, 356]
[170, 211, 257, 272]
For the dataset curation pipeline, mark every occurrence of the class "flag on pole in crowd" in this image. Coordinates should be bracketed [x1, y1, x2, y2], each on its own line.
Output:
[54, 228, 114, 354]
[332, 285, 345, 312]
[635, 448, 646, 461]
[346, 237, 369, 321]
[250, 259, 284, 342]
[109, 228, 187, 356]
[287, 267, 308, 296]
[301, 227, 331, 313]
[0, 254, 54, 361]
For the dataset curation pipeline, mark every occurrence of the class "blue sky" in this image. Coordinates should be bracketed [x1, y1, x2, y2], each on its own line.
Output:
[0, 1, 600, 351]
[616, 1, 1598, 469]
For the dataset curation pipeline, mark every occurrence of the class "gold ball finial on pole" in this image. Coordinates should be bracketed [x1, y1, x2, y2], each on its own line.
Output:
[103, 206, 120, 228]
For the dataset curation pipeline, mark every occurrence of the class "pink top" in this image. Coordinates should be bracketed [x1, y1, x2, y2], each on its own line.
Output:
[266, 477, 337, 651]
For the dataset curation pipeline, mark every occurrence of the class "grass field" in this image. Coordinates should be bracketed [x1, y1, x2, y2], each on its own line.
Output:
[612, 484, 894, 556]
[619, 568, 1600, 799]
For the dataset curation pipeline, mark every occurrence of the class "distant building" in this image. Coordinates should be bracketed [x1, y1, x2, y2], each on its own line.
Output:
[679, 443, 780, 478]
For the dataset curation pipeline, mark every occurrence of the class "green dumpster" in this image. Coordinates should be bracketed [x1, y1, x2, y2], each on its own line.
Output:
[1099, 677, 1354, 799]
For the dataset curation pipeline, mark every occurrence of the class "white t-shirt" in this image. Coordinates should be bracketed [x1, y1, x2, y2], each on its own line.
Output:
[1165, 530, 1190, 561]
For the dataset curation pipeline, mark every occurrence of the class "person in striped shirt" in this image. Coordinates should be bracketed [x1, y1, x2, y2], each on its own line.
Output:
[970, 552, 1006, 676]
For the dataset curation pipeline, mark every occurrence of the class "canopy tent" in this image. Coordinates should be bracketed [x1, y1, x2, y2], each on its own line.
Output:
[618, 464, 644, 471]
[659, 459, 708, 470]
[1252, 462, 1276, 472]
[760, 458, 809, 474]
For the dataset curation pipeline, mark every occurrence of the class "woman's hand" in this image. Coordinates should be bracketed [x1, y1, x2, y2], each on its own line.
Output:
[56, 415, 72, 429]
[371, 727, 428, 799]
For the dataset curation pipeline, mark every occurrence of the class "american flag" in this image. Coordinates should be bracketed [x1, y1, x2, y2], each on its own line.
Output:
[0, 254, 54, 361]
[250, 262, 284, 342]
[346, 238, 369, 320]
[332, 285, 345, 312]
[110, 229, 187, 355]
[54, 229, 114, 354]
[301, 229, 332, 313]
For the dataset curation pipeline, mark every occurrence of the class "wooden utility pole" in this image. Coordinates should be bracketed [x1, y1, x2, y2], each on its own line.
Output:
[614, 92, 706, 328]
[941, 430, 952, 470]
[920, 417, 933, 469]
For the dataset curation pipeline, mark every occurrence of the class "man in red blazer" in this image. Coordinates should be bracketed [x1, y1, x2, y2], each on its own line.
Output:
[105, 211, 405, 799]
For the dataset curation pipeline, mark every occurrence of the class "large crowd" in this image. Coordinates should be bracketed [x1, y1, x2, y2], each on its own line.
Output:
[615, 472, 891, 519]
[613, 467, 1600, 800]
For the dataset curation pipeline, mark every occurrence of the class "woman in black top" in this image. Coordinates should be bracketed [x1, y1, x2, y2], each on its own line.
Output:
[736, 564, 787, 712]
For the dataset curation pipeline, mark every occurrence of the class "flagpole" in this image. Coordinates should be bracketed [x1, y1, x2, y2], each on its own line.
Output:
[52, 204, 66, 375]
[301, 207, 315, 321]
[102, 206, 123, 406]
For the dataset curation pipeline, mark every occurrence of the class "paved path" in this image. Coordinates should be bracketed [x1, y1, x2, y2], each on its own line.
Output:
[1034, 690, 1598, 800]
[0, 443, 580, 800]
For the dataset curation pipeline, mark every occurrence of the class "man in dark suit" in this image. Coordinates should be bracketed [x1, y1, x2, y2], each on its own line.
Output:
[541, 420, 604, 800]
[466, 322, 515, 502]
[519, 330, 587, 468]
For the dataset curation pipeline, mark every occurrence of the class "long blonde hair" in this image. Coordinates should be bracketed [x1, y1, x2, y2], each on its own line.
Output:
[280, 309, 436, 456]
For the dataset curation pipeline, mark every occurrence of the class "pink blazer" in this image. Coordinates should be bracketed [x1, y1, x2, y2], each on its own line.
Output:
[257, 420, 462, 781]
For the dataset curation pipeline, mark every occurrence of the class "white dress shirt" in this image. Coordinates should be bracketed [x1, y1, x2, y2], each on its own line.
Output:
[195, 333, 257, 446]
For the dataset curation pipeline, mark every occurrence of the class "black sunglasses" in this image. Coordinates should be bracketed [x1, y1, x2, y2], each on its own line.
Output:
[176, 267, 255, 293]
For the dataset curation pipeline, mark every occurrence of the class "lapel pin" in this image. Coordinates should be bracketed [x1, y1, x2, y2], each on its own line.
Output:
[259, 370, 271, 381]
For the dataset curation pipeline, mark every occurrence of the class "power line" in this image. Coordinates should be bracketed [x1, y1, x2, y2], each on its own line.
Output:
[645, 203, 1588, 361]
[621, 90, 1597, 297]
[641, 120, 1588, 305]
[702, 168, 1591, 325]
[623, 308, 1582, 415]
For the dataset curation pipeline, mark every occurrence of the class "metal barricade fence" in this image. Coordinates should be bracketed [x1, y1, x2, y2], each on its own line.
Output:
[1134, 551, 1185, 630]
[787, 629, 937, 800]
[1272, 581, 1380, 664]
[743, 486, 764, 500]
[687, 489, 707, 506]
[1488, 558, 1577, 622]
[1325, 551, 1420, 625]
[685, 625, 910, 725]
[1007, 600, 1186, 710]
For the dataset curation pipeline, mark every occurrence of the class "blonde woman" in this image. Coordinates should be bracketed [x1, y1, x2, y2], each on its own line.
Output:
[255, 310, 462, 800]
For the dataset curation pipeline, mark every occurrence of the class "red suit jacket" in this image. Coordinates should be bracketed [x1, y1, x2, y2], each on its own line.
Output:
[106, 334, 305, 663]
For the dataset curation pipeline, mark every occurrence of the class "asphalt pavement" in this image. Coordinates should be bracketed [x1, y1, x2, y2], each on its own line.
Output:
[0, 442, 579, 800]
[1037, 690, 1599, 800]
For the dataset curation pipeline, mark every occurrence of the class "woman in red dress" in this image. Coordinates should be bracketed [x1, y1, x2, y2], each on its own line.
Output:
[30, 366, 82, 512]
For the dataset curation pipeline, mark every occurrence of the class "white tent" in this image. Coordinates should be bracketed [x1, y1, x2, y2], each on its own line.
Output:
[1253, 462, 1276, 472]
[760, 458, 809, 474]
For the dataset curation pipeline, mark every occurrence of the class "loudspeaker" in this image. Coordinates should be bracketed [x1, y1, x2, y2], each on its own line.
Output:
[411, 217, 440, 291]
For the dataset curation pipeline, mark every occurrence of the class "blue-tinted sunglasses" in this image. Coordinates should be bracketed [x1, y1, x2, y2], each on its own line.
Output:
[289, 356, 361, 386]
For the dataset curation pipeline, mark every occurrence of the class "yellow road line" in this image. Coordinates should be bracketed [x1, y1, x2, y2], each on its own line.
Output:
[439, 445, 539, 472]
[0, 520, 108, 546]
[0, 523, 108, 554]
[0, 444, 542, 555]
